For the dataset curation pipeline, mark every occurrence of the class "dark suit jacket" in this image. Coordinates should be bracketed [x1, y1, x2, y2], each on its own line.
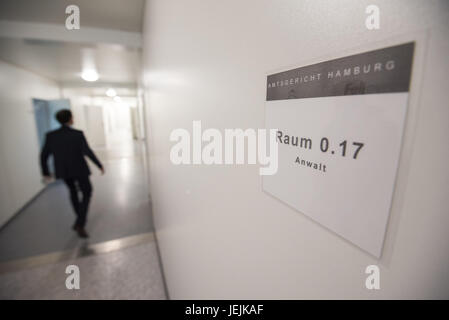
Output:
[40, 125, 103, 179]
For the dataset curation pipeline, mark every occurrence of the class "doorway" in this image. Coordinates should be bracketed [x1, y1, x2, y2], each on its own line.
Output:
[32, 98, 71, 147]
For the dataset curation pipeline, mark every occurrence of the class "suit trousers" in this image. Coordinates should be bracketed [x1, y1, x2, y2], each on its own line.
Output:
[63, 176, 93, 228]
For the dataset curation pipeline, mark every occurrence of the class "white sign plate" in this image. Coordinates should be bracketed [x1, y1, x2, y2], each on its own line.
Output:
[263, 42, 415, 257]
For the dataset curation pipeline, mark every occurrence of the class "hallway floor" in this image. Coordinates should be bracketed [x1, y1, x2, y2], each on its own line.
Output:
[0, 233, 166, 299]
[0, 133, 166, 299]
[0, 139, 153, 262]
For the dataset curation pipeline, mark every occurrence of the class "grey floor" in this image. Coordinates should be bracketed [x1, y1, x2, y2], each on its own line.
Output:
[0, 135, 166, 299]
[0, 240, 166, 299]
[0, 140, 154, 262]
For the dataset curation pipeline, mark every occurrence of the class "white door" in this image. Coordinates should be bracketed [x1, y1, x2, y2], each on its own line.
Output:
[85, 105, 106, 147]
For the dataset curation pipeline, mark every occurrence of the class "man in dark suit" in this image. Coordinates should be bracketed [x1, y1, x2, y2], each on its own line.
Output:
[40, 109, 104, 238]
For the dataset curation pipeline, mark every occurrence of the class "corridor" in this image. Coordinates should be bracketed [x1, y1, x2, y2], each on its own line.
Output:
[0, 134, 167, 299]
[0, 0, 449, 302]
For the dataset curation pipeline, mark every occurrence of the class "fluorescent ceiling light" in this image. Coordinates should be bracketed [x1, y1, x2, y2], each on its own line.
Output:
[81, 69, 99, 82]
[106, 88, 117, 97]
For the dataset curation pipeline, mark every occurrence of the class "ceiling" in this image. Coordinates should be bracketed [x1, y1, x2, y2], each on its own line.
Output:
[0, 37, 141, 86]
[0, 0, 145, 32]
[0, 0, 144, 89]
[63, 86, 137, 98]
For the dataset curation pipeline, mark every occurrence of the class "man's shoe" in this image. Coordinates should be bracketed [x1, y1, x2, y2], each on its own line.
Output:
[72, 223, 78, 231]
[76, 227, 89, 238]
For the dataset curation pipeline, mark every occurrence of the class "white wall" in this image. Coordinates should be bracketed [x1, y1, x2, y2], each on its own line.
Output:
[141, 0, 449, 299]
[0, 60, 60, 227]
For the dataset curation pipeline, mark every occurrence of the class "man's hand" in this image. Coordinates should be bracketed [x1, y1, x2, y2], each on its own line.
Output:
[42, 175, 53, 184]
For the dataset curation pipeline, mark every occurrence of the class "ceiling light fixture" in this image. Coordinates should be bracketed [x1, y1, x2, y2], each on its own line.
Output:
[106, 88, 117, 97]
[81, 69, 99, 82]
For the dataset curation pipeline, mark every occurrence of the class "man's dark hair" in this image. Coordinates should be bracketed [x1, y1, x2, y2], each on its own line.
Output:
[55, 109, 72, 125]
